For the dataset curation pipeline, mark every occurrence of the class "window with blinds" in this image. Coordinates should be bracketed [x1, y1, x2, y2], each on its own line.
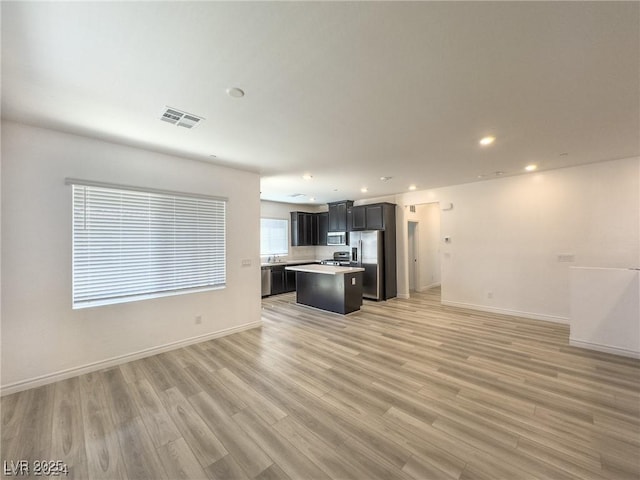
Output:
[260, 218, 288, 256]
[71, 182, 226, 309]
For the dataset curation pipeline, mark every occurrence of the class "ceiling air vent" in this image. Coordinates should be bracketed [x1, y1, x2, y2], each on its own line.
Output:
[160, 107, 204, 129]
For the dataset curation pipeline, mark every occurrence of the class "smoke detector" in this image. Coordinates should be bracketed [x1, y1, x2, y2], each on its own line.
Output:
[160, 107, 204, 129]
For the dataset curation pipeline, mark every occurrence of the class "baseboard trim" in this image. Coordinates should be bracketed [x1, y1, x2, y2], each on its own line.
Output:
[416, 283, 441, 293]
[569, 339, 640, 359]
[0, 320, 263, 396]
[397, 293, 410, 299]
[440, 300, 569, 324]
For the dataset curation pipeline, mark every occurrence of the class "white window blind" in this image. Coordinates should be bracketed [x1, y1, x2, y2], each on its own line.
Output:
[260, 218, 288, 256]
[71, 182, 226, 308]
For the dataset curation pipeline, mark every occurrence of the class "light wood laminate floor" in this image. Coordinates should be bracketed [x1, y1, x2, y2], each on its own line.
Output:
[2, 288, 639, 479]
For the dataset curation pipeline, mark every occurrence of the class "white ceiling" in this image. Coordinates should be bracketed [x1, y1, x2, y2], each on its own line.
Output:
[2, 2, 638, 204]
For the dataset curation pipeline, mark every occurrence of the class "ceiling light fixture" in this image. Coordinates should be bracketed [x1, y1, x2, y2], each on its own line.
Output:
[226, 87, 245, 98]
[302, 174, 313, 180]
[525, 164, 537, 172]
[380, 176, 392, 181]
[361, 187, 368, 193]
[309, 197, 316, 202]
[409, 185, 417, 191]
[479, 136, 496, 146]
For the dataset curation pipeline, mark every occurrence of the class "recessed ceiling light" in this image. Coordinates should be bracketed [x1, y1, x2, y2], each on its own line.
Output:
[495, 171, 504, 176]
[380, 176, 392, 182]
[525, 164, 537, 172]
[408, 185, 417, 191]
[226, 87, 245, 98]
[309, 197, 316, 202]
[479, 136, 496, 146]
[302, 174, 313, 180]
[361, 187, 368, 193]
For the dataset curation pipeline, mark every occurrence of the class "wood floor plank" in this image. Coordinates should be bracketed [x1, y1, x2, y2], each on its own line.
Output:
[160, 387, 228, 469]
[78, 372, 129, 480]
[204, 454, 251, 480]
[101, 367, 139, 427]
[51, 377, 88, 479]
[2, 384, 55, 464]
[157, 437, 209, 479]
[3, 287, 639, 479]
[129, 378, 181, 448]
[188, 391, 273, 477]
[116, 415, 168, 480]
[232, 408, 331, 480]
[216, 368, 287, 425]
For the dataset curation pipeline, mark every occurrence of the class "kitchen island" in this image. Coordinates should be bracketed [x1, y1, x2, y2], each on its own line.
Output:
[285, 264, 365, 314]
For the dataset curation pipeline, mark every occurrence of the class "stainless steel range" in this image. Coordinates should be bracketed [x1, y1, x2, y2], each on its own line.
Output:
[320, 251, 351, 266]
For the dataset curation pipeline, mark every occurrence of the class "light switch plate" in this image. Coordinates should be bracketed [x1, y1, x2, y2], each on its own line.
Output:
[241, 259, 252, 266]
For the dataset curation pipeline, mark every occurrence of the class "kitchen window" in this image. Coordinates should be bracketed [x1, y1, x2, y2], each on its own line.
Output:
[70, 180, 226, 309]
[260, 218, 288, 256]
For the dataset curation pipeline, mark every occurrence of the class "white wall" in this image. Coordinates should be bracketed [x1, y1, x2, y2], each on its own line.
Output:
[1, 122, 262, 393]
[570, 267, 639, 358]
[396, 157, 640, 322]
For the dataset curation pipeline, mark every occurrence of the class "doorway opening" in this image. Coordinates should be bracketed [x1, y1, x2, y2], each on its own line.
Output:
[406, 203, 441, 298]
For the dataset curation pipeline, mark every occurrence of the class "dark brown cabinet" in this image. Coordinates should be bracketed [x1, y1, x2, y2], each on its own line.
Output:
[291, 211, 328, 246]
[290, 211, 313, 246]
[315, 212, 328, 246]
[328, 200, 353, 232]
[365, 204, 385, 230]
[348, 202, 394, 231]
[270, 266, 296, 295]
[285, 269, 296, 292]
[270, 267, 285, 295]
[349, 206, 366, 230]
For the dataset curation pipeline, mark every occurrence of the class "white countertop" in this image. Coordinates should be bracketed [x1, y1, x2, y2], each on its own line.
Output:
[261, 260, 321, 267]
[285, 264, 365, 275]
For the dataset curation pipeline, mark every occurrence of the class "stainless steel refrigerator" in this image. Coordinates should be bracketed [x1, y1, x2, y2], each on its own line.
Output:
[350, 230, 384, 300]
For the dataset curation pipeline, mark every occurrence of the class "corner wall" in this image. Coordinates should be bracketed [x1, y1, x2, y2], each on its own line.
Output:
[396, 157, 640, 322]
[1, 122, 262, 394]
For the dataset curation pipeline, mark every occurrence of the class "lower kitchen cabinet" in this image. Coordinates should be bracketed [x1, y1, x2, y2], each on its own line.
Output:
[270, 267, 285, 295]
[264, 265, 301, 296]
[285, 269, 296, 292]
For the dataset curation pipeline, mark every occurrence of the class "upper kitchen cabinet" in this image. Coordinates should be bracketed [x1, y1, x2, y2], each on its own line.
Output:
[290, 211, 328, 246]
[328, 200, 353, 232]
[348, 203, 396, 231]
[290, 211, 313, 246]
[315, 211, 328, 246]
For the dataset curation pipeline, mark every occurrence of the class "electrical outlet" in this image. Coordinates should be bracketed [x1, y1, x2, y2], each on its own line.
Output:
[487, 291, 493, 299]
[195, 315, 202, 324]
[557, 254, 575, 263]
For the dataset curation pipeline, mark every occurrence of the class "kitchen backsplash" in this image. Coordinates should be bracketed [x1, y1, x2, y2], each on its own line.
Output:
[263, 245, 347, 262]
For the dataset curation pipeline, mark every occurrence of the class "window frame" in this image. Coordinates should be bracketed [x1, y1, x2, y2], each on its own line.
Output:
[260, 217, 289, 257]
[68, 178, 227, 309]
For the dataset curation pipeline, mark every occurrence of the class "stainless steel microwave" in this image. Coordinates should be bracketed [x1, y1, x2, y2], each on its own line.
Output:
[327, 232, 348, 245]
